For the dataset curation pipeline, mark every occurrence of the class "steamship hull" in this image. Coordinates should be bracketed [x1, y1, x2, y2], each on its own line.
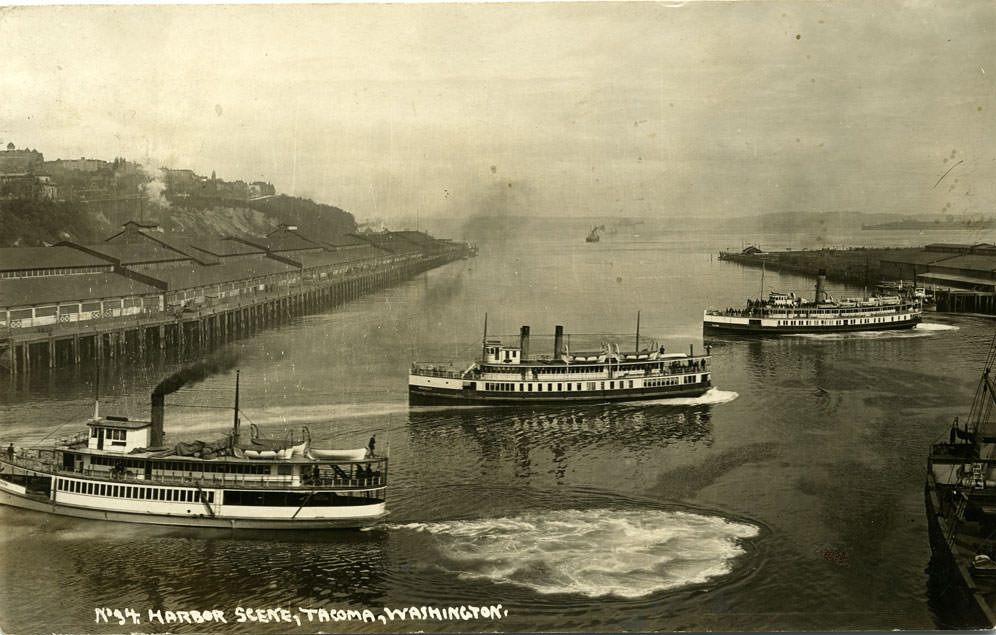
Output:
[408, 380, 710, 406]
[0, 478, 386, 529]
[703, 313, 921, 334]
[409, 323, 713, 407]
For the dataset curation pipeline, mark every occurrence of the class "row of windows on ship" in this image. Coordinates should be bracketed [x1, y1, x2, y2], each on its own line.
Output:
[55, 478, 380, 507]
[772, 315, 911, 327]
[482, 374, 704, 392]
[479, 360, 708, 375]
[86, 454, 271, 475]
[761, 306, 914, 317]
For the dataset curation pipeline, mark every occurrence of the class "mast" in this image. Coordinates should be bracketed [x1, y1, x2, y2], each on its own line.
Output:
[481, 313, 488, 361]
[757, 258, 764, 300]
[233, 370, 241, 443]
[93, 363, 100, 419]
[635, 310, 641, 353]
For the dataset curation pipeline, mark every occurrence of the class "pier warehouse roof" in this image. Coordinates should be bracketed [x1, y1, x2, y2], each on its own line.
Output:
[296, 246, 391, 270]
[0, 246, 114, 278]
[352, 232, 423, 254]
[59, 241, 196, 271]
[148, 258, 301, 293]
[189, 238, 268, 260]
[390, 230, 449, 252]
[0, 272, 161, 308]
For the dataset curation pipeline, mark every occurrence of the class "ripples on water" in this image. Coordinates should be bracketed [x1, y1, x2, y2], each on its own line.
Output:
[0, 223, 984, 632]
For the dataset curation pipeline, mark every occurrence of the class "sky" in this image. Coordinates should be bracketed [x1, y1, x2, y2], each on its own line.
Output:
[0, 1, 993, 224]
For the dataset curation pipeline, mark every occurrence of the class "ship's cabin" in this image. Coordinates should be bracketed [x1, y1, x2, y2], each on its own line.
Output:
[87, 416, 152, 453]
[484, 338, 521, 364]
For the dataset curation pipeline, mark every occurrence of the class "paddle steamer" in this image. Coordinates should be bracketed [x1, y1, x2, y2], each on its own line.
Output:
[704, 271, 922, 334]
[0, 373, 387, 529]
[409, 320, 712, 406]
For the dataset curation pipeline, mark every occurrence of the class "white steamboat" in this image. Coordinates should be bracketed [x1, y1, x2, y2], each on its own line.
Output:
[0, 373, 387, 529]
[409, 319, 712, 406]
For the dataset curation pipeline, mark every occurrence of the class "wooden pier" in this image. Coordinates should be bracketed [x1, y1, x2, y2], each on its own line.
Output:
[1, 251, 460, 376]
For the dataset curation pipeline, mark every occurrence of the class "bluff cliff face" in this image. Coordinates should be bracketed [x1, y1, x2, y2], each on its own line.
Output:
[0, 194, 356, 247]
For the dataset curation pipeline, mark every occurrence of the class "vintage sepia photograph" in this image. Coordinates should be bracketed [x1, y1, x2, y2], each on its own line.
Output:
[1, 1, 995, 632]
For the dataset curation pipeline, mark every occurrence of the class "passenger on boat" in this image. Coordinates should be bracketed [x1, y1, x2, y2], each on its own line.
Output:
[367, 435, 376, 457]
[6, 443, 13, 461]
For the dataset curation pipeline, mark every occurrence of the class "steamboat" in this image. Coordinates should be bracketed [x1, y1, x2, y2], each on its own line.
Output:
[409, 318, 712, 406]
[925, 334, 996, 628]
[0, 372, 387, 529]
[703, 270, 922, 334]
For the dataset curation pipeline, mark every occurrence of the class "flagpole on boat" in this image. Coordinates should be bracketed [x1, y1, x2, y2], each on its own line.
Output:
[93, 363, 100, 420]
[635, 310, 640, 353]
[233, 370, 240, 444]
[481, 312, 488, 361]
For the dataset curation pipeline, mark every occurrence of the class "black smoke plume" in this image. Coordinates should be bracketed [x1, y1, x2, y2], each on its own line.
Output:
[153, 350, 239, 396]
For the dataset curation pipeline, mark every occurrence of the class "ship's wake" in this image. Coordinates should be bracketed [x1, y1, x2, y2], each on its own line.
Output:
[788, 322, 958, 340]
[389, 508, 759, 598]
[636, 388, 739, 407]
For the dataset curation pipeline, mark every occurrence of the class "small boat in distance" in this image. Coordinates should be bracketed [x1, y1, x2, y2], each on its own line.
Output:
[409, 315, 712, 405]
[704, 269, 922, 334]
[0, 372, 388, 529]
[925, 333, 996, 628]
[586, 226, 600, 242]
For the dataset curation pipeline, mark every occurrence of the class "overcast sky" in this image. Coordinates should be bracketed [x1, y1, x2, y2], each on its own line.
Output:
[1, 1, 993, 223]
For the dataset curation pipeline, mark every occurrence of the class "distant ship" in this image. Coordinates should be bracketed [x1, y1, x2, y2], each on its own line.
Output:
[586, 226, 600, 243]
[409, 320, 711, 405]
[925, 334, 996, 628]
[704, 270, 922, 334]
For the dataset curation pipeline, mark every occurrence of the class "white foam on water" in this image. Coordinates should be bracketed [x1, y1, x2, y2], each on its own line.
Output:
[789, 322, 958, 340]
[635, 388, 739, 407]
[390, 508, 759, 598]
[914, 322, 959, 332]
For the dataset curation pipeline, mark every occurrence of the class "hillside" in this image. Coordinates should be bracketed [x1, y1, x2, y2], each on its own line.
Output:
[0, 194, 356, 247]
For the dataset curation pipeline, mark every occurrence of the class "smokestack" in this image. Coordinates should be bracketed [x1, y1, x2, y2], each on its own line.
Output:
[554, 325, 564, 361]
[815, 269, 827, 303]
[519, 325, 530, 361]
[150, 393, 165, 447]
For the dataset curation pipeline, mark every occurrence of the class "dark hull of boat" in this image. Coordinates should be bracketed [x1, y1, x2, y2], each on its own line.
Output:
[703, 317, 920, 335]
[408, 382, 711, 406]
[924, 471, 996, 629]
[0, 487, 387, 530]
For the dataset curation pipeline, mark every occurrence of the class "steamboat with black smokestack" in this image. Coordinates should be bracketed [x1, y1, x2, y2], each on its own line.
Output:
[409, 314, 712, 405]
[703, 268, 922, 334]
[0, 363, 388, 529]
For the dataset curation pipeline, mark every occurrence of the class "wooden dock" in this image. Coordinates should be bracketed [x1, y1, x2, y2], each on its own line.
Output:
[1, 250, 460, 376]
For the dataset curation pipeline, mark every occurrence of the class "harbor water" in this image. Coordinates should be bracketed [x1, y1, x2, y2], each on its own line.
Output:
[0, 218, 990, 633]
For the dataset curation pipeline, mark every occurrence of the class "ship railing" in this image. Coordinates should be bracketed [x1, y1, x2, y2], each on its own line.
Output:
[410, 364, 464, 379]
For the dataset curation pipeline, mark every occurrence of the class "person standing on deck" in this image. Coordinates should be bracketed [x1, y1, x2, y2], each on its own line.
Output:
[367, 435, 376, 457]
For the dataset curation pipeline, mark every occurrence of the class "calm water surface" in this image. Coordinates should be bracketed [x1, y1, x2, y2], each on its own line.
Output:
[0, 219, 988, 633]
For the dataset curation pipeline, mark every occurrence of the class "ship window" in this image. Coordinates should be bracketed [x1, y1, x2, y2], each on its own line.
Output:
[537, 384, 542, 391]
[91, 428, 98, 438]
[548, 384, 552, 391]
[577, 383, 582, 391]
[610, 381, 614, 389]
[629, 380, 634, 388]
[565, 383, 570, 391]
[99, 484, 106, 496]
[528, 384, 533, 391]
